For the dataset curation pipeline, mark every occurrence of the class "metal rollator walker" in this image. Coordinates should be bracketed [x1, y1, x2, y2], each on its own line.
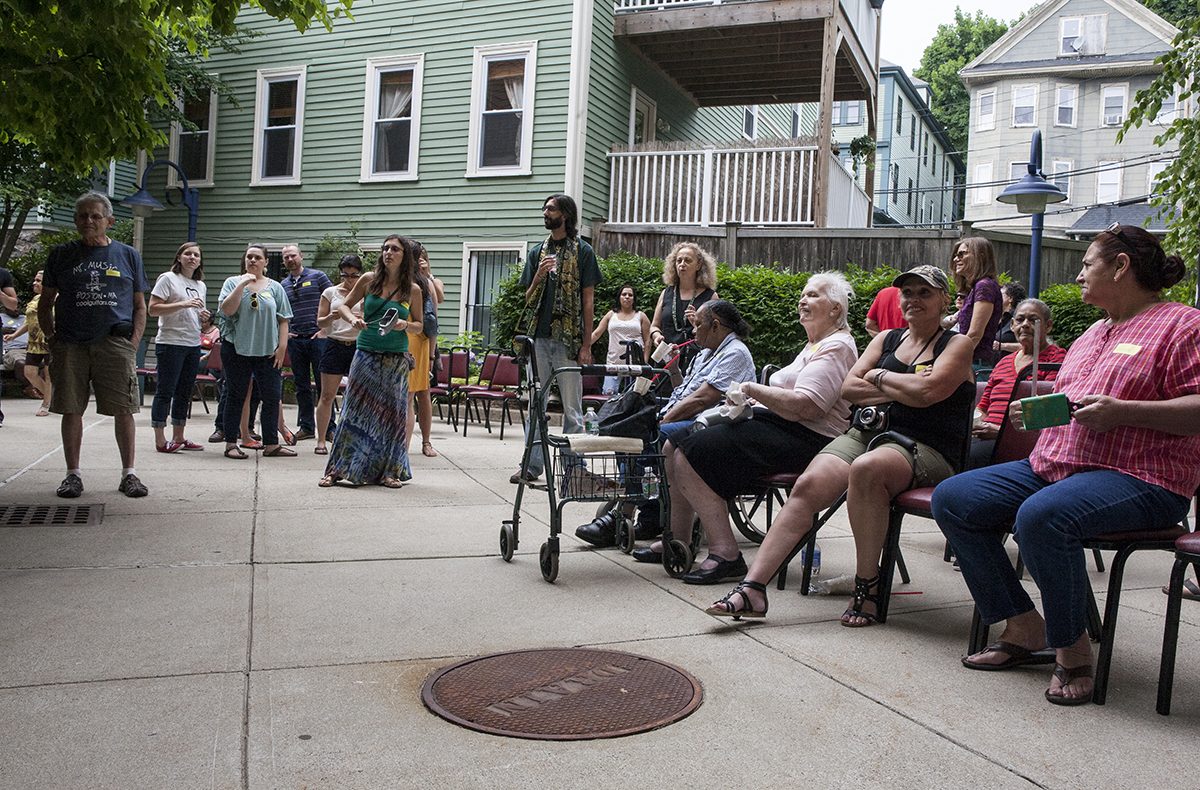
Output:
[500, 335, 695, 582]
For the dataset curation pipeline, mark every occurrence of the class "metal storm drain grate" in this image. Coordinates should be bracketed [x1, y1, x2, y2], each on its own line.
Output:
[0, 504, 104, 527]
[421, 648, 703, 740]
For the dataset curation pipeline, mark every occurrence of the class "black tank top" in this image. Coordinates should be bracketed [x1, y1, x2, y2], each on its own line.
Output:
[877, 328, 974, 470]
[661, 285, 715, 346]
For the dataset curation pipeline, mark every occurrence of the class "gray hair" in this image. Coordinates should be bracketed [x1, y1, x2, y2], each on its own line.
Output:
[806, 271, 855, 331]
[75, 191, 114, 217]
[1015, 297, 1052, 323]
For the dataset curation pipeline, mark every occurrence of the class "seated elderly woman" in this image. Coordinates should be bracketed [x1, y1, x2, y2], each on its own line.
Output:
[665, 272, 859, 584]
[932, 225, 1200, 706]
[968, 297, 1066, 468]
[707, 265, 975, 624]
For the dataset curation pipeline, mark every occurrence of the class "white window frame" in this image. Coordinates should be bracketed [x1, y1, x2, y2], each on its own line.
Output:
[629, 87, 657, 146]
[465, 41, 538, 178]
[250, 66, 306, 187]
[1147, 161, 1168, 195]
[358, 54, 424, 183]
[1096, 160, 1122, 204]
[168, 86, 218, 188]
[742, 105, 758, 140]
[971, 161, 993, 206]
[844, 101, 861, 126]
[1101, 84, 1128, 127]
[459, 241, 528, 333]
[1059, 17, 1082, 56]
[790, 105, 801, 138]
[976, 90, 996, 131]
[1054, 84, 1077, 128]
[1051, 159, 1072, 202]
[1009, 160, 1028, 184]
[1154, 92, 1180, 125]
[1011, 84, 1037, 128]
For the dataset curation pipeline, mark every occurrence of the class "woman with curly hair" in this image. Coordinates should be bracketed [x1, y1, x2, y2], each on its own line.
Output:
[649, 241, 719, 371]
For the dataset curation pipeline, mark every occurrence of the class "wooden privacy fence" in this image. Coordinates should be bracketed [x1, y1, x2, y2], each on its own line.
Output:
[592, 223, 1091, 288]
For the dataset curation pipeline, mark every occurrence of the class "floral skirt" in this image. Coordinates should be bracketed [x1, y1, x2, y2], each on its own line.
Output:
[324, 349, 412, 484]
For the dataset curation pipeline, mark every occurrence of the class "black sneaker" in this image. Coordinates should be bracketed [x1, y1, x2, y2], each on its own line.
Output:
[118, 473, 149, 498]
[575, 513, 617, 547]
[510, 470, 540, 485]
[56, 473, 83, 498]
[208, 429, 225, 443]
[294, 429, 315, 441]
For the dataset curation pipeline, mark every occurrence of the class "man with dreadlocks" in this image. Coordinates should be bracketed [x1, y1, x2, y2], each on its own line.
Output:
[511, 193, 602, 485]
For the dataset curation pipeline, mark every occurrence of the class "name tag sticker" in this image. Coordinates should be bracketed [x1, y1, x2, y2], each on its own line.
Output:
[302, 280, 312, 286]
[914, 363, 932, 374]
[1113, 343, 1141, 356]
[104, 268, 121, 277]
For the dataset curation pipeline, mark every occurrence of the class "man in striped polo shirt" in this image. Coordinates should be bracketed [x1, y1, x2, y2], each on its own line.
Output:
[279, 244, 333, 440]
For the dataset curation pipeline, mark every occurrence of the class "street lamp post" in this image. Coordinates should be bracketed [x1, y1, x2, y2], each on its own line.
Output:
[995, 129, 1067, 297]
[121, 159, 200, 242]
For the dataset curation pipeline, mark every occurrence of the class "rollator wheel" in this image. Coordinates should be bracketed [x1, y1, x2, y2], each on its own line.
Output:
[615, 516, 636, 554]
[539, 542, 559, 583]
[663, 539, 693, 578]
[500, 523, 515, 562]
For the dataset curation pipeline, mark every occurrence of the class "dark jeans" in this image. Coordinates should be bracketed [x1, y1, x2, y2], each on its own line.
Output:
[150, 343, 201, 428]
[222, 342, 282, 446]
[932, 459, 1188, 647]
[288, 335, 325, 432]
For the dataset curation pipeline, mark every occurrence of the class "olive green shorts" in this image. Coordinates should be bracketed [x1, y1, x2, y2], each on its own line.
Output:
[820, 428, 955, 488]
[49, 335, 140, 416]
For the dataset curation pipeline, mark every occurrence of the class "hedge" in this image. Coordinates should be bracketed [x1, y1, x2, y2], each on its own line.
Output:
[489, 252, 1198, 364]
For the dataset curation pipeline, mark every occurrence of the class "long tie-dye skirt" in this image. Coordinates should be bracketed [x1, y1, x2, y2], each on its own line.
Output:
[324, 349, 412, 485]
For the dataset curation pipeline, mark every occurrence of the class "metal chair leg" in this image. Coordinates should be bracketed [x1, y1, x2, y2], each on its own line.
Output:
[1157, 555, 1188, 715]
[1092, 545, 1135, 705]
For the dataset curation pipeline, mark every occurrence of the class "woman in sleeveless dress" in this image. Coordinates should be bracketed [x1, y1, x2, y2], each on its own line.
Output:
[591, 284, 651, 394]
[649, 242, 718, 374]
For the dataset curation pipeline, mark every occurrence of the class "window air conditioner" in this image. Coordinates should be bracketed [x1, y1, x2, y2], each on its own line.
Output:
[1104, 113, 1122, 125]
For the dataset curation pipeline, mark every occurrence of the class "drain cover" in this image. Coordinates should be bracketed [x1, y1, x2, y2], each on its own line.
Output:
[0, 504, 104, 527]
[421, 648, 702, 740]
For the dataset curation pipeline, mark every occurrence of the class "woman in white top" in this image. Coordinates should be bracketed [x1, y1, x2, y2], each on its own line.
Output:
[148, 241, 209, 453]
[590, 284, 652, 394]
[314, 254, 365, 455]
[668, 272, 859, 584]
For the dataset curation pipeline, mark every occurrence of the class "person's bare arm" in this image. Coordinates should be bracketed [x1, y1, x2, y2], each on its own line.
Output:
[274, 319, 289, 368]
[1073, 393, 1200, 435]
[131, 292, 147, 349]
[578, 286, 595, 365]
[860, 334, 975, 408]
[661, 382, 723, 423]
[316, 294, 334, 330]
[964, 300, 995, 350]
[337, 273, 372, 328]
[648, 290, 666, 346]
[38, 286, 56, 339]
[0, 286, 17, 312]
[841, 332, 891, 406]
[865, 316, 880, 337]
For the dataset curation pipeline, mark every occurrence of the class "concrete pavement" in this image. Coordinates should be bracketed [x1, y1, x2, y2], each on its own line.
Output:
[0, 399, 1195, 789]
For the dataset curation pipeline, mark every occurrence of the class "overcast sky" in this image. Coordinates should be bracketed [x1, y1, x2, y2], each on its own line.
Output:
[880, 0, 1041, 75]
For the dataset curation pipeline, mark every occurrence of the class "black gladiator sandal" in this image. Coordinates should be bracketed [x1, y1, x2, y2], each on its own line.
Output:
[841, 573, 882, 628]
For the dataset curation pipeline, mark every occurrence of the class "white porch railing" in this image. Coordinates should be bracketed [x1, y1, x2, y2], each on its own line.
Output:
[607, 146, 818, 227]
[825, 154, 871, 229]
[615, 0, 734, 10]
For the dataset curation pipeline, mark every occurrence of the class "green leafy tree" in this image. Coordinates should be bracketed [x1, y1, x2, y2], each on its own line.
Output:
[0, 0, 353, 174]
[1139, 0, 1195, 27]
[914, 9, 1009, 155]
[0, 141, 89, 268]
[1121, 11, 1200, 266]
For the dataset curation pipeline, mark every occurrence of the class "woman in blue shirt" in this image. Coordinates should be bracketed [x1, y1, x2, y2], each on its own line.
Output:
[320, 235, 424, 488]
[218, 243, 294, 459]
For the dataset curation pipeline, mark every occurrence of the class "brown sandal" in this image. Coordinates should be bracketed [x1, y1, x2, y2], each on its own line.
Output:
[263, 446, 297, 457]
[380, 477, 405, 489]
[421, 441, 438, 457]
[318, 475, 338, 488]
[224, 445, 248, 460]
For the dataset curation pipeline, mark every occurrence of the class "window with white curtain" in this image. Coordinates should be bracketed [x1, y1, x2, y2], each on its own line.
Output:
[1096, 161, 1122, 203]
[1012, 84, 1037, 127]
[466, 42, 537, 177]
[971, 162, 993, 206]
[251, 66, 305, 185]
[360, 55, 423, 182]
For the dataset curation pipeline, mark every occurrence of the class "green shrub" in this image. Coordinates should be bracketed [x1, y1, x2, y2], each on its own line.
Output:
[1038, 283, 1104, 348]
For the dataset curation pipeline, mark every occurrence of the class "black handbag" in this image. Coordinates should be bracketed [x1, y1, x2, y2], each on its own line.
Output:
[597, 387, 659, 441]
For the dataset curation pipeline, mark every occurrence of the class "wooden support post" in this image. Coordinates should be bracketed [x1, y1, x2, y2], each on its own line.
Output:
[725, 222, 741, 268]
[813, 15, 838, 229]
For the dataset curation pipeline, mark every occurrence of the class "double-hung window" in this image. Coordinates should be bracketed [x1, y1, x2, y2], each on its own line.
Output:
[976, 90, 996, 131]
[1101, 84, 1127, 126]
[1154, 93, 1180, 125]
[1147, 161, 1168, 195]
[169, 87, 217, 187]
[1055, 84, 1077, 127]
[1051, 160, 1072, 202]
[360, 55, 424, 182]
[1060, 15, 1107, 56]
[895, 96, 904, 134]
[466, 42, 537, 177]
[1012, 84, 1037, 127]
[1096, 161, 1122, 203]
[743, 105, 758, 139]
[251, 67, 306, 185]
[971, 162, 993, 206]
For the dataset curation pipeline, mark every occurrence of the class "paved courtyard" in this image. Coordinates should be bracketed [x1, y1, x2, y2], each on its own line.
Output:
[0, 399, 1194, 788]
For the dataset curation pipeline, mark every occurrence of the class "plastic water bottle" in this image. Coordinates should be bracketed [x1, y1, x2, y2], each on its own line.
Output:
[584, 407, 599, 436]
[802, 543, 826, 594]
[642, 468, 659, 499]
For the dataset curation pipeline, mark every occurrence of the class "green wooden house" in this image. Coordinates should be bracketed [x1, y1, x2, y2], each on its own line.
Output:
[135, 0, 882, 339]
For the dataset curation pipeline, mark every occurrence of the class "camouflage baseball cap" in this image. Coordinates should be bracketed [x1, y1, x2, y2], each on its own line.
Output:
[893, 265, 950, 292]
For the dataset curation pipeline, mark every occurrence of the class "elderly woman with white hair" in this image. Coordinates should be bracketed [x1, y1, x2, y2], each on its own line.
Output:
[668, 271, 860, 584]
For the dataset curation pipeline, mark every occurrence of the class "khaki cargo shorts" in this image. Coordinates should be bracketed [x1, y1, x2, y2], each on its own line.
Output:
[820, 427, 955, 488]
[49, 335, 140, 416]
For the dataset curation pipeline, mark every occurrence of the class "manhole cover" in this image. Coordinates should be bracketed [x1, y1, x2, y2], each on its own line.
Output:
[422, 648, 702, 740]
[0, 504, 104, 527]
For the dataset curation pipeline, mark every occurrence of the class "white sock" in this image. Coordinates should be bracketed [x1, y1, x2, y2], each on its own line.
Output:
[122, 467, 136, 477]
[68, 468, 82, 478]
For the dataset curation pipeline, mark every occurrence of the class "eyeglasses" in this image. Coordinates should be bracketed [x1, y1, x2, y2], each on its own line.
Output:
[1010, 314, 1042, 325]
[249, 292, 259, 310]
[952, 249, 970, 259]
[340, 272, 361, 279]
[1105, 222, 1138, 254]
[75, 212, 107, 221]
[382, 245, 403, 253]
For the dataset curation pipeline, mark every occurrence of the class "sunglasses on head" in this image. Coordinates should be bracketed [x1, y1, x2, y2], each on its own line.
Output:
[1105, 222, 1137, 254]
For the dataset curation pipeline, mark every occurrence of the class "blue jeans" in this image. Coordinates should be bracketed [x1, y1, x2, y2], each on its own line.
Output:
[932, 460, 1188, 647]
[523, 337, 583, 476]
[221, 342, 282, 446]
[150, 344, 201, 428]
[287, 336, 325, 432]
[659, 420, 695, 447]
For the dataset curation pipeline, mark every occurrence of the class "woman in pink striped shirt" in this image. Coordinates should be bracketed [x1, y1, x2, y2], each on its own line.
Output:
[932, 224, 1200, 706]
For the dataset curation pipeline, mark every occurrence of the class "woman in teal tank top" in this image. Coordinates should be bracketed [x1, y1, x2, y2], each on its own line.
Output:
[320, 234, 424, 488]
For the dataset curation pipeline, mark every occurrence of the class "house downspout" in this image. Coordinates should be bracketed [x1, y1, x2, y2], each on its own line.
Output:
[565, 0, 595, 228]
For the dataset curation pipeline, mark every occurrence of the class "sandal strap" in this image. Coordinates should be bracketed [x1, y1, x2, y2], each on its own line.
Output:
[1051, 663, 1093, 684]
[713, 580, 766, 614]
